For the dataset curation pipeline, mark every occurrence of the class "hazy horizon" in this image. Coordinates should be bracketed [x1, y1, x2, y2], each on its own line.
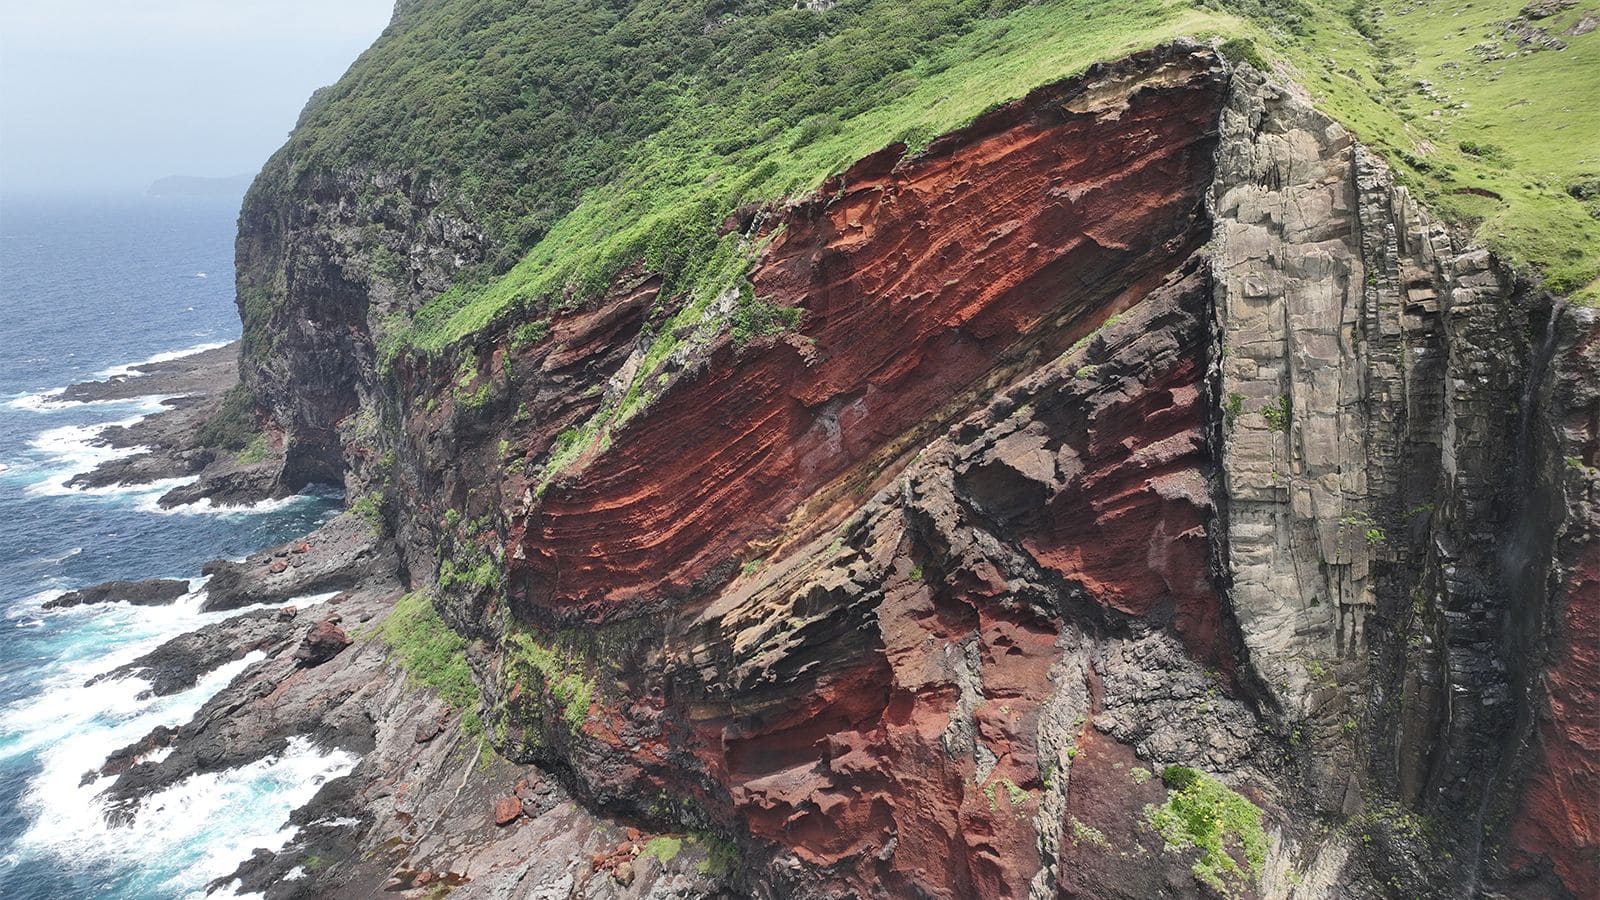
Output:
[0, 0, 395, 196]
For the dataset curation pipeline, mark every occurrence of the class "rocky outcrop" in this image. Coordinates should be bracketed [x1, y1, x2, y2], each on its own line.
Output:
[43, 578, 191, 610]
[235, 162, 490, 489]
[294, 618, 353, 666]
[58, 341, 292, 507]
[1209, 65, 1600, 898]
[199, 512, 391, 611]
[93, 538, 732, 900]
[93, 605, 292, 697]
[507, 46, 1227, 621]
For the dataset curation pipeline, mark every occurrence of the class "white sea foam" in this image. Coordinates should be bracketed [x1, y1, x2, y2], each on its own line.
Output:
[16, 413, 209, 502]
[0, 586, 357, 897]
[21, 420, 145, 492]
[141, 491, 316, 517]
[7, 389, 173, 414]
[44, 546, 82, 564]
[6, 339, 229, 413]
[94, 340, 232, 381]
[7, 387, 67, 411]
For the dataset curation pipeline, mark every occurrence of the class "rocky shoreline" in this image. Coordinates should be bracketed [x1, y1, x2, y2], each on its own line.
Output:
[38, 343, 737, 898]
[28, 36, 1596, 899]
[57, 514, 732, 898]
[58, 341, 287, 508]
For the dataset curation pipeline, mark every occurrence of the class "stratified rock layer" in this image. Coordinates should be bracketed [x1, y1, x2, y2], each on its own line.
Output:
[102, 42, 1598, 900]
[509, 49, 1226, 622]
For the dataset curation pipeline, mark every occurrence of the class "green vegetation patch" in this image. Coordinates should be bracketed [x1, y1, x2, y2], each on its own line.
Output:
[1070, 816, 1111, 849]
[693, 831, 741, 878]
[234, 433, 270, 465]
[380, 591, 482, 735]
[1261, 395, 1290, 432]
[349, 490, 387, 536]
[1211, 0, 1600, 302]
[642, 836, 682, 863]
[504, 627, 597, 735]
[1369, 0, 1600, 300]
[1145, 765, 1268, 898]
[255, 0, 1599, 410]
[329, 0, 1236, 365]
[195, 384, 260, 451]
[437, 546, 501, 594]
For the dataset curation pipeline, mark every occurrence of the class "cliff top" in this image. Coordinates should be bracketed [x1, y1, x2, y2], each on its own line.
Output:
[249, 0, 1600, 371]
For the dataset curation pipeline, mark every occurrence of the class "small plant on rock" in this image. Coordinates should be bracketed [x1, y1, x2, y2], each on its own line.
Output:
[1261, 395, 1291, 432]
[1145, 766, 1268, 898]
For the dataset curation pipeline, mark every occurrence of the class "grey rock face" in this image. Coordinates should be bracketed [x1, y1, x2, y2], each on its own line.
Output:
[235, 165, 489, 489]
[1212, 64, 1597, 894]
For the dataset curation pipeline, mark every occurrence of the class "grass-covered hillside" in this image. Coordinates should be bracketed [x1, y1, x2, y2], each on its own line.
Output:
[264, 0, 1600, 371]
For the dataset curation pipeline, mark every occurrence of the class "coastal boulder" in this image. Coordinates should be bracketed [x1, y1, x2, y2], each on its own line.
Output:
[293, 619, 352, 667]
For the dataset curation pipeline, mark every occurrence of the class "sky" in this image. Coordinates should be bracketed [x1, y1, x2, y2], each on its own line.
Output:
[0, 0, 396, 194]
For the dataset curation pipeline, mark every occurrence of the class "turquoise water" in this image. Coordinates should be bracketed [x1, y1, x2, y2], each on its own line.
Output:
[0, 193, 352, 898]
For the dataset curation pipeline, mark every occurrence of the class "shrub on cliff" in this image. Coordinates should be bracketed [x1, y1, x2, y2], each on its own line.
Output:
[380, 591, 483, 734]
[1146, 765, 1268, 898]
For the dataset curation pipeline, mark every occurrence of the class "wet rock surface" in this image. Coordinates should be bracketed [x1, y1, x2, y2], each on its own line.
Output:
[57, 340, 293, 507]
[200, 512, 390, 612]
[42, 578, 191, 610]
[58, 342, 238, 404]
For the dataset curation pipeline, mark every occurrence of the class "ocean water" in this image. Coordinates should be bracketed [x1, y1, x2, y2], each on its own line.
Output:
[0, 193, 352, 898]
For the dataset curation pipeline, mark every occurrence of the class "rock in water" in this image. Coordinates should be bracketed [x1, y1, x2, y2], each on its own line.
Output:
[43, 579, 190, 610]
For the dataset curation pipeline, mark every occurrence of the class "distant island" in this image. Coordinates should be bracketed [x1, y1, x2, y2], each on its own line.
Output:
[146, 173, 255, 197]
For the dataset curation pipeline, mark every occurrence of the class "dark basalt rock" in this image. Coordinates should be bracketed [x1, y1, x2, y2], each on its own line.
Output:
[199, 513, 389, 612]
[43, 578, 191, 610]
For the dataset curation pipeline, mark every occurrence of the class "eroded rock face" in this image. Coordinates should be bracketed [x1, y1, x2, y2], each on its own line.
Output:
[235, 163, 490, 489]
[1211, 67, 1600, 897]
[657, 264, 1272, 899]
[1506, 310, 1600, 900]
[507, 47, 1227, 623]
[197, 42, 1598, 900]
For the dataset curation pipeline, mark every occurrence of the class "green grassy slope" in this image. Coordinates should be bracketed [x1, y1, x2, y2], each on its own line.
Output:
[261, 0, 1599, 373]
[1265, 0, 1600, 300]
[372, 0, 1240, 359]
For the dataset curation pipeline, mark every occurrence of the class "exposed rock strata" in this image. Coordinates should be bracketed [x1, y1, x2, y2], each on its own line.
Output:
[1211, 66, 1600, 897]
[90, 43, 1599, 900]
[506, 49, 1227, 621]
[235, 163, 490, 489]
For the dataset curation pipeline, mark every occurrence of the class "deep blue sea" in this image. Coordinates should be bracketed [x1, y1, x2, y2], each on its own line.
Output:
[0, 193, 351, 898]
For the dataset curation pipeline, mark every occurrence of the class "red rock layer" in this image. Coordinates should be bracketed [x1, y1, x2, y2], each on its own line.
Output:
[1519, 542, 1600, 899]
[1023, 364, 1223, 667]
[508, 49, 1228, 620]
[952, 268, 1226, 670]
[680, 531, 1068, 898]
[660, 264, 1222, 898]
[1510, 326, 1600, 900]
